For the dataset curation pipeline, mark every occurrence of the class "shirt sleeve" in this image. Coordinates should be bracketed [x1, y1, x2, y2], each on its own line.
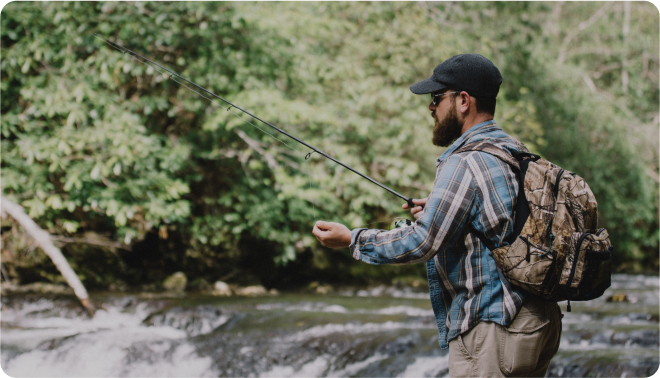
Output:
[349, 154, 476, 265]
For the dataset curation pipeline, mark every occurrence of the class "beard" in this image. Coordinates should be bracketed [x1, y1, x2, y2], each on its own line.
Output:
[432, 106, 463, 147]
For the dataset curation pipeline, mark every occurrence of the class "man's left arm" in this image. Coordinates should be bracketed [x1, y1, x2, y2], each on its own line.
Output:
[312, 155, 477, 265]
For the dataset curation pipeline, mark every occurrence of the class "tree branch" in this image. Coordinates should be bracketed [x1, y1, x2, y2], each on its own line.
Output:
[1, 197, 96, 317]
[234, 129, 280, 171]
[557, 2, 613, 64]
[49, 235, 131, 251]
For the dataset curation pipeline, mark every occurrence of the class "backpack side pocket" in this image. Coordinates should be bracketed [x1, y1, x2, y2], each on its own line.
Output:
[559, 229, 612, 300]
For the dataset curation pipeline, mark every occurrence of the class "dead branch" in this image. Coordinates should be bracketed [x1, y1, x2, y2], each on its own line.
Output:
[1, 197, 96, 317]
[49, 235, 131, 251]
[234, 129, 280, 171]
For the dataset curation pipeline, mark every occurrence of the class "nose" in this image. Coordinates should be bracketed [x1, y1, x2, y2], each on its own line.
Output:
[429, 101, 436, 112]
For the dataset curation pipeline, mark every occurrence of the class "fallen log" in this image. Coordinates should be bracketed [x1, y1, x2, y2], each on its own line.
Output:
[1, 197, 95, 317]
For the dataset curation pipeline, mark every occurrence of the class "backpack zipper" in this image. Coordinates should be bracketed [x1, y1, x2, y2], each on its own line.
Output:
[566, 232, 591, 288]
[564, 232, 591, 314]
[566, 229, 605, 287]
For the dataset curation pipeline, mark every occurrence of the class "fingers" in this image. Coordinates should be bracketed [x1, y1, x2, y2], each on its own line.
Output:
[403, 198, 428, 217]
[410, 206, 423, 214]
[413, 198, 427, 206]
[312, 224, 323, 238]
[312, 221, 351, 249]
[314, 220, 332, 231]
[403, 198, 428, 209]
[312, 221, 335, 245]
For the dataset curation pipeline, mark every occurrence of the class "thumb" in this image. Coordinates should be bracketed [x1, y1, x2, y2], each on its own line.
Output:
[315, 220, 332, 230]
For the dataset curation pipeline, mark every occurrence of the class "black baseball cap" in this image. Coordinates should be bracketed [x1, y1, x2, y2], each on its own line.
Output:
[409, 54, 502, 98]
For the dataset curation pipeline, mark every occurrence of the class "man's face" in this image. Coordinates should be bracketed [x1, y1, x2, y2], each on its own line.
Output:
[430, 91, 463, 147]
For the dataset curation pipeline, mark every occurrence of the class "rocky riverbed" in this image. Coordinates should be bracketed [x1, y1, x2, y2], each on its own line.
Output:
[1, 274, 658, 377]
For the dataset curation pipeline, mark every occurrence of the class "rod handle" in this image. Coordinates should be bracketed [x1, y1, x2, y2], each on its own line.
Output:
[406, 198, 415, 209]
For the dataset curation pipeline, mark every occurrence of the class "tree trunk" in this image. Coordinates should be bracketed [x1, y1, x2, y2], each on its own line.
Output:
[1, 197, 95, 317]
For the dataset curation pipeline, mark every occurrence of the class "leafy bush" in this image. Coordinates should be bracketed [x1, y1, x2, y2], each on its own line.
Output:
[1, 2, 657, 289]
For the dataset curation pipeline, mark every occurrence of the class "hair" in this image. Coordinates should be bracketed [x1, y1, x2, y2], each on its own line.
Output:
[474, 96, 497, 116]
[447, 90, 496, 116]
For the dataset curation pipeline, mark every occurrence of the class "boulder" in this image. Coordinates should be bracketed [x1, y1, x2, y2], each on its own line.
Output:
[163, 272, 187, 293]
[212, 281, 232, 296]
[235, 285, 267, 296]
[315, 284, 333, 294]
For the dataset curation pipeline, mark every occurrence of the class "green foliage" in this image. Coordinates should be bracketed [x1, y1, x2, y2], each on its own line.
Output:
[1, 2, 657, 289]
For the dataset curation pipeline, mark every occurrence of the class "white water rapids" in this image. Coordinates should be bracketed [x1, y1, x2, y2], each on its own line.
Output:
[1, 274, 658, 377]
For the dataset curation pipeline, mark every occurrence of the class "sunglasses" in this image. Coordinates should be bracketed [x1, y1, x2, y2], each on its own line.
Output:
[431, 91, 461, 106]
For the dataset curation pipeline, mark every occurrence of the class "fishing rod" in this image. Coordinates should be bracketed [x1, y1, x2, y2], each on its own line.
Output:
[93, 34, 417, 209]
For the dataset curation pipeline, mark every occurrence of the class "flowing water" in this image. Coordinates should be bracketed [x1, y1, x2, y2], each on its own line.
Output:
[1, 274, 658, 377]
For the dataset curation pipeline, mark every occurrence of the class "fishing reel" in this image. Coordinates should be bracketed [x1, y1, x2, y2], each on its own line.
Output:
[393, 219, 413, 228]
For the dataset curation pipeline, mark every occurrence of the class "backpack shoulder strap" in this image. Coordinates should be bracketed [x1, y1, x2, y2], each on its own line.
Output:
[452, 141, 520, 169]
[453, 140, 541, 246]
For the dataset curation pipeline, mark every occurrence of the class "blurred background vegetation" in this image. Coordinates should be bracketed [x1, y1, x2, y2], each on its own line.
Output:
[1, 2, 658, 292]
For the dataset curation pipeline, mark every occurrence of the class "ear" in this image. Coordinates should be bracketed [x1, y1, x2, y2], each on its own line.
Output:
[458, 91, 471, 115]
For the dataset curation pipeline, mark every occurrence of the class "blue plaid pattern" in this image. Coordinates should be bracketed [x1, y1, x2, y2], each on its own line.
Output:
[349, 120, 528, 349]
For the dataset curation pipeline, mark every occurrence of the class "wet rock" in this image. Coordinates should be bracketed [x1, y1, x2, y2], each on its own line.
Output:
[612, 330, 660, 347]
[591, 330, 614, 345]
[143, 306, 231, 336]
[212, 281, 232, 296]
[356, 285, 394, 297]
[269, 288, 280, 296]
[163, 272, 187, 293]
[235, 285, 267, 296]
[629, 312, 654, 322]
[629, 330, 660, 347]
[602, 314, 632, 325]
[376, 333, 421, 355]
[307, 281, 331, 294]
[547, 354, 660, 378]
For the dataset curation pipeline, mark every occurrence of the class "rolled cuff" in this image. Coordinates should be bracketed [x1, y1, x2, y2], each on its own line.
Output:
[349, 228, 367, 260]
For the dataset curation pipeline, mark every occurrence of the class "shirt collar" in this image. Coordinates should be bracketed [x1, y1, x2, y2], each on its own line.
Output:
[436, 120, 500, 166]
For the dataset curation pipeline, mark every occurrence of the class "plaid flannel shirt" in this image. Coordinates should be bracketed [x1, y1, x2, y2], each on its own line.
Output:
[349, 120, 528, 349]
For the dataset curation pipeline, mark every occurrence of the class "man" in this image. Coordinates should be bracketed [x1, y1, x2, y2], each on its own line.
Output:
[312, 54, 562, 377]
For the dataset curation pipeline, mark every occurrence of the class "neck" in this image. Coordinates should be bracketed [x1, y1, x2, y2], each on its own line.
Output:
[460, 113, 493, 135]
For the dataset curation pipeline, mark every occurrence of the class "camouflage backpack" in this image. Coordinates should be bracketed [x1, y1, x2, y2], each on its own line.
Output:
[454, 140, 613, 310]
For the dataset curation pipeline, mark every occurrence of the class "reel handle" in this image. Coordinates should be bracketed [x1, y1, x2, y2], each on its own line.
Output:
[396, 198, 424, 229]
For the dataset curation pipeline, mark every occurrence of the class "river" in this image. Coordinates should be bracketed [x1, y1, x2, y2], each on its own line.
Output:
[1, 274, 658, 377]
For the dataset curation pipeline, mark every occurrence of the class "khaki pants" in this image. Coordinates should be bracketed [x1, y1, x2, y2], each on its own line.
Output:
[448, 299, 562, 377]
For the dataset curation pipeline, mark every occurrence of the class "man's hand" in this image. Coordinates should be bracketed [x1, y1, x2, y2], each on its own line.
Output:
[312, 221, 352, 249]
[402, 198, 427, 220]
